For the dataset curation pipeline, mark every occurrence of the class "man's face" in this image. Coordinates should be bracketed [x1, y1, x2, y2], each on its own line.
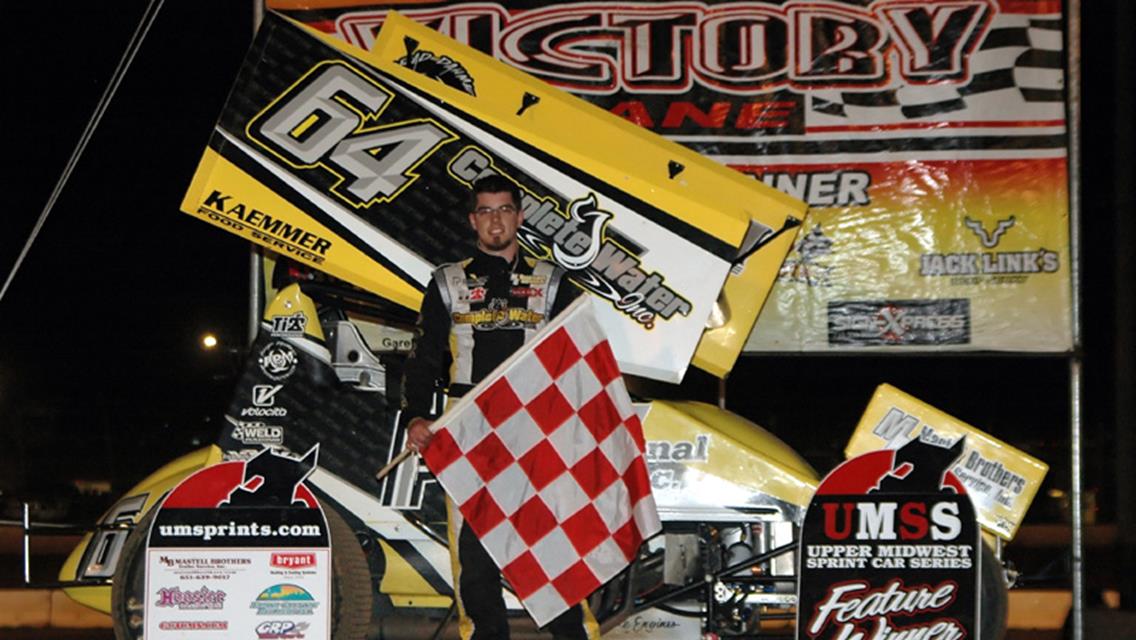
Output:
[468, 191, 523, 253]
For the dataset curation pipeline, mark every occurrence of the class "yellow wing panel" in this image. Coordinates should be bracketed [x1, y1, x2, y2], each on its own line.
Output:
[693, 225, 801, 377]
[848, 384, 1049, 540]
[366, 12, 804, 249]
[180, 147, 424, 311]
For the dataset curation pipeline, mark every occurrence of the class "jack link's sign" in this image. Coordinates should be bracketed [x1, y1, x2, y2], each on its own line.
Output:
[797, 440, 980, 640]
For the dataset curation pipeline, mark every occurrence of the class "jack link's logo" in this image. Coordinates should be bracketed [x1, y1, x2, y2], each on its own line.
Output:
[921, 215, 1060, 279]
[964, 216, 1015, 248]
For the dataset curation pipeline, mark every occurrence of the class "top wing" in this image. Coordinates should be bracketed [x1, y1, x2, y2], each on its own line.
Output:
[180, 11, 805, 381]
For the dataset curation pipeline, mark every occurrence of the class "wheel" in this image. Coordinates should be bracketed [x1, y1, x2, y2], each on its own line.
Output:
[980, 542, 1009, 640]
[111, 500, 373, 640]
[325, 502, 375, 640]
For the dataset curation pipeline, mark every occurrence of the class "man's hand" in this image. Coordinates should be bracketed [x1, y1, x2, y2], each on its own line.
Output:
[407, 417, 435, 452]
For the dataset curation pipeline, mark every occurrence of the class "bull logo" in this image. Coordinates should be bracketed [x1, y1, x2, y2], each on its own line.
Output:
[964, 216, 1015, 248]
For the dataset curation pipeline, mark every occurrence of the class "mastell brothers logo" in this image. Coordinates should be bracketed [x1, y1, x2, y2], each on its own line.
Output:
[272, 553, 317, 569]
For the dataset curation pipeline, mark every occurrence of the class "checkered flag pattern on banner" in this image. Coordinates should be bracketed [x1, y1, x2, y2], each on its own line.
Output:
[810, 15, 1064, 122]
[420, 297, 660, 626]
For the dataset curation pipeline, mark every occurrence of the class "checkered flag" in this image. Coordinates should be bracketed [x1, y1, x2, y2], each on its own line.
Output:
[810, 14, 1064, 122]
[420, 297, 660, 626]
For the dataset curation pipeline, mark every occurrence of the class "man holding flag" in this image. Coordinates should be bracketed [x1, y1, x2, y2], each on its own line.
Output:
[401, 175, 592, 639]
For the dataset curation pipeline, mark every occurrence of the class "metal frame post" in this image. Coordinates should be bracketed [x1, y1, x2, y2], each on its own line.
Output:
[248, 0, 265, 345]
[1065, 0, 1084, 638]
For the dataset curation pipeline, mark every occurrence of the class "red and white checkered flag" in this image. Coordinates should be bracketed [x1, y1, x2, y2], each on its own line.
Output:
[420, 297, 660, 626]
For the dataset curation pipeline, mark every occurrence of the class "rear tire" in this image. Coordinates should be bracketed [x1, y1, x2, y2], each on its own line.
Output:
[111, 500, 373, 640]
[980, 542, 1009, 640]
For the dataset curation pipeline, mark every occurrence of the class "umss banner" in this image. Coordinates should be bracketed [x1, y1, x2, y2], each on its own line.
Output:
[181, 12, 804, 382]
[272, 0, 1073, 352]
[797, 443, 981, 640]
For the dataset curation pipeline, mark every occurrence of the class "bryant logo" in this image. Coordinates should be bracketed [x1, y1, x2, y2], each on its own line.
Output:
[271, 552, 316, 569]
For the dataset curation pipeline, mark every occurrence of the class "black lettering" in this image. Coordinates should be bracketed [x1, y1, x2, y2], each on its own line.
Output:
[203, 190, 230, 211]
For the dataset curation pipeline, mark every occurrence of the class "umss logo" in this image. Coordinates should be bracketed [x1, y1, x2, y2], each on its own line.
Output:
[271, 552, 317, 569]
[828, 299, 970, 346]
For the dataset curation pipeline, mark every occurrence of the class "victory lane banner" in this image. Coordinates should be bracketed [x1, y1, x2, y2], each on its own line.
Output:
[145, 446, 331, 639]
[180, 11, 804, 382]
[797, 440, 980, 640]
[269, 0, 1073, 353]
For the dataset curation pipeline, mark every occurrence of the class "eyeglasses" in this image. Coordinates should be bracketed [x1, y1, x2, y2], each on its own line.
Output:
[472, 204, 518, 216]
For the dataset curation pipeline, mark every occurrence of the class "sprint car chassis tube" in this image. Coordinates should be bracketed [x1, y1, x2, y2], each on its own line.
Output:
[630, 539, 800, 622]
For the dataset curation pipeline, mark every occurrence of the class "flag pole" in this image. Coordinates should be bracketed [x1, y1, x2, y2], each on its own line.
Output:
[375, 448, 416, 481]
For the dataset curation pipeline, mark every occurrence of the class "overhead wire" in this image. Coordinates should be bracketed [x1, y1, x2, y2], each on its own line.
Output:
[0, 0, 167, 303]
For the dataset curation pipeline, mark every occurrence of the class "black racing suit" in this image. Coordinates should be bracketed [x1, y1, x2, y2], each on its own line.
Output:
[402, 249, 585, 640]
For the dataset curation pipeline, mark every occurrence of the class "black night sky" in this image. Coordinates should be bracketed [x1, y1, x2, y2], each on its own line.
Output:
[2, 1, 254, 508]
[1, 0, 1132, 603]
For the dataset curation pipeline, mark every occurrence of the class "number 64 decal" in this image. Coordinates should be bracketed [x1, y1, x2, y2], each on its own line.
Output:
[248, 61, 456, 208]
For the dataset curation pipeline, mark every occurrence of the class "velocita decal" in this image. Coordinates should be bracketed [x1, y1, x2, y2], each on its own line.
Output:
[797, 438, 979, 640]
[145, 446, 330, 639]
